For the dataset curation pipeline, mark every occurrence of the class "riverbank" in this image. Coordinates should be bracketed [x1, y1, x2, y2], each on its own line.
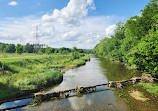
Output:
[0, 53, 90, 101]
[98, 56, 158, 95]
[2, 56, 158, 111]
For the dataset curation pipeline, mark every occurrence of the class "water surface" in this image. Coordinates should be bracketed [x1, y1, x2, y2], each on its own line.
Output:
[3, 56, 158, 111]
[20, 56, 140, 111]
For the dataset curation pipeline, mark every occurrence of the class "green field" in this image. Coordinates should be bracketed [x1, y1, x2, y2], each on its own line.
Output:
[0, 53, 40, 58]
[0, 53, 90, 101]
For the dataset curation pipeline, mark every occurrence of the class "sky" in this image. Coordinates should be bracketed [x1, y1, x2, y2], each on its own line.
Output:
[0, 0, 150, 49]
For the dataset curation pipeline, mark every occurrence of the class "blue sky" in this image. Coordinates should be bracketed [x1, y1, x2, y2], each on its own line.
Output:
[0, 0, 150, 48]
[0, 0, 149, 19]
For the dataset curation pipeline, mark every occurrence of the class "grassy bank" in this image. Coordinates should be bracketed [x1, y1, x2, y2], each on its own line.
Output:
[139, 82, 158, 95]
[0, 53, 90, 101]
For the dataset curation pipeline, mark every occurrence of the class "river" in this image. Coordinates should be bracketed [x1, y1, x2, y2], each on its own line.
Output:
[1, 56, 158, 111]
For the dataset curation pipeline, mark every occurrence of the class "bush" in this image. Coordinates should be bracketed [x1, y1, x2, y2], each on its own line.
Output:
[14, 71, 63, 90]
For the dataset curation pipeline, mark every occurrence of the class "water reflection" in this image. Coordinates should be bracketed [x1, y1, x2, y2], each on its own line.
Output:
[0, 98, 32, 110]
[13, 56, 158, 111]
[46, 57, 109, 93]
[98, 58, 141, 81]
[20, 56, 129, 111]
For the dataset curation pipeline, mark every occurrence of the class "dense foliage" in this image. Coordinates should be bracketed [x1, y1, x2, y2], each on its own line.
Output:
[93, 0, 158, 74]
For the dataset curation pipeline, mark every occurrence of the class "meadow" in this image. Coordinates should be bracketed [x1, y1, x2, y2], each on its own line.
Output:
[0, 53, 90, 101]
[0, 53, 39, 58]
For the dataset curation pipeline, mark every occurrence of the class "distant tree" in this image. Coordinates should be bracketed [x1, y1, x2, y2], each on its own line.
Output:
[78, 49, 84, 53]
[10, 44, 16, 53]
[5, 45, 10, 53]
[16, 44, 23, 54]
[5, 44, 16, 53]
[59, 47, 71, 54]
[0, 43, 6, 52]
[45, 47, 54, 54]
[38, 48, 45, 54]
[54, 49, 58, 53]
[73, 46, 78, 52]
[24, 43, 34, 53]
[62, 50, 69, 54]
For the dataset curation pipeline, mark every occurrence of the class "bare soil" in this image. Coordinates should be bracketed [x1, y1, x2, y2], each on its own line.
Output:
[129, 90, 149, 101]
[60, 64, 77, 72]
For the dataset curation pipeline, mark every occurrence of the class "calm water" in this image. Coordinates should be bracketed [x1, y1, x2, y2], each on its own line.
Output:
[20, 56, 141, 111]
[1, 56, 158, 111]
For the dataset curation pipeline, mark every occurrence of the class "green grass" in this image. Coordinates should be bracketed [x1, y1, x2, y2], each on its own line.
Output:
[0, 53, 42, 58]
[139, 82, 158, 95]
[142, 73, 151, 77]
[71, 54, 90, 66]
[126, 64, 137, 70]
[0, 53, 90, 101]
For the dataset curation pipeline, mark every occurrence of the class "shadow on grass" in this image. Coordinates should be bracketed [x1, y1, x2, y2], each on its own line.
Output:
[0, 62, 18, 75]
[0, 83, 20, 101]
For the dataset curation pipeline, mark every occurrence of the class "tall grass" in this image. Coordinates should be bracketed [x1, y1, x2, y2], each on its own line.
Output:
[0, 53, 90, 100]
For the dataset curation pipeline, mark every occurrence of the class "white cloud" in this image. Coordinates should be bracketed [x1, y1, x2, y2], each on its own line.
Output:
[8, 1, 18, 6]
[42, 0, 95, 26]
[105, 25, 116, 37]
[62, 31, 80, 41]
[0, 0, 121, 49]
[87, 0, 93, 5]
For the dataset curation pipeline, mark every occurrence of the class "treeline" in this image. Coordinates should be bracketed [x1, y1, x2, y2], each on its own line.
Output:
[0, 42, 91, 54]
[0, 43, 43, 54]
[93, 0, 158, 73]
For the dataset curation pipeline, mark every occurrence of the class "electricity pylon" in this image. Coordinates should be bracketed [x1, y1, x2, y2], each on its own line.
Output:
[34, 25, 40, 53]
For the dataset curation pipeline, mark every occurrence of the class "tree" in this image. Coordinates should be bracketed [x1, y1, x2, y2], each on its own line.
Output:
[16, 44, 23, 54]
[5, 44, 16, 53]
[59, 47, 71, 54]
[128, 30, 158, 73]
[73, 46, 78, 52]
[45, 47, 54, 54]
[93, 0, 158, 73]
[38, 48, 45, 54]
[0, 43, 6, 52]
[24, 43, 34, 53]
